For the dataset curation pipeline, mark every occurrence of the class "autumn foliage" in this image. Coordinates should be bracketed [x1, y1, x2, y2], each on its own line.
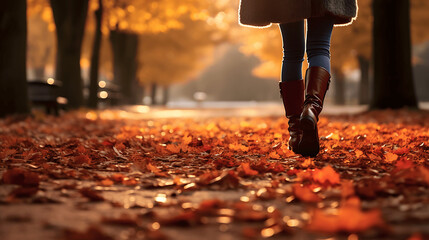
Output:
[1, 109, 429, 239]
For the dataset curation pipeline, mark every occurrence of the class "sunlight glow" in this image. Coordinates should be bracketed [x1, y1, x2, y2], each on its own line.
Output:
[98, 80, 106, 88]
[151, 222, 160, 230]
[286, 219, 300, 227]
[216, 216, 232, 224]
[85, 111, 98, 121]
[155, 194, 167, 203]
[135, 105, 150, 113]
[80, 58, 90, 68]
[56, 97, 68, 105]
[99, 91, 109, 99]
[47, 78, 55, 85]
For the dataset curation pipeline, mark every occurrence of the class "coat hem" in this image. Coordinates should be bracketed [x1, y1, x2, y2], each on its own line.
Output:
[238, 0, 357, 27]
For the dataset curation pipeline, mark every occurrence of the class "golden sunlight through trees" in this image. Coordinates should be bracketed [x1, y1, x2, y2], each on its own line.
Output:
[236, 0, 429, 80]
[22, 0, 429, 109]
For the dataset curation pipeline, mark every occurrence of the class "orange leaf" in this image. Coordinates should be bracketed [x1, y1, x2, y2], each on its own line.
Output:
[208, 170, 240, 189]
[182, 135, 192, 145]
[72, 155, 92, 165]
[238, 162, 258, 176]
[99, 179, 114, 186]
[395, 158, 414, 170]
[268, 151, 280, 159]
[326, 132, 340, 140]
[228, 143, 249, 152]
[393, 147, 409, 155]
[197, 171, 220, 185]
[384, 152, 398, 163]
[173, 177, 186, 186]
[166, 144, 181, 154]
[114, 142, 126, 151]
[307, 199, 384, 233]
[312, 166, 340, 186]
[79, 187, 104, 202]
[147, 163, 168, 177]
[341, 180, 355, 199]
[293, 184, 321, 203]
[111, 174, 125, 183]
[122, 178, 138, 186]
[355, 150, 363, 158]
[267, 162, 285, 173]
[301, 158, 314, 168]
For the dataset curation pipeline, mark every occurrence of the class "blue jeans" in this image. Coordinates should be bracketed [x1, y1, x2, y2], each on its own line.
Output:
[279, 16, 334, 82]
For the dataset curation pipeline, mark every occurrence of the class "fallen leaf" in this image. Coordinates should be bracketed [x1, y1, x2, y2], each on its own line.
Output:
[341, 180, 355, 199]
[301, 158, 314, 168]
[208, 170, 240, 189]
[268, 151, 281, 159]
[99, 179, 114, 186]
[393, 147, 409, 155]
[395, 158, 414, 170]
[293, 184, 321, 203]
[307, 203, 384, 233]
[147, 163, 168, 177]
[72, 155, 91, 165]
[384, 152, 398, 163]
[79, 188, 104, 202]
[355, 150, 363, 158]
[238, 162, 258, 177]
[312, 166, 340, 186]
[2, 168, 39, 187]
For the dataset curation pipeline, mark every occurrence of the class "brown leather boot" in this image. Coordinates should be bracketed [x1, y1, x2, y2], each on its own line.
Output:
[279, 79, 304, 153]
[299, 67, 331, 157]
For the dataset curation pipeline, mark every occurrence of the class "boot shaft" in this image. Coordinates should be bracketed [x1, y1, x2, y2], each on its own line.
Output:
[302, 66, 331, 121]
[279, 79, 305, 118]
[304, 66, 331, 107]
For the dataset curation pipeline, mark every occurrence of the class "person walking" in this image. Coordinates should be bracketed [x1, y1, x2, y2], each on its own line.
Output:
[239, 0, 358, 157]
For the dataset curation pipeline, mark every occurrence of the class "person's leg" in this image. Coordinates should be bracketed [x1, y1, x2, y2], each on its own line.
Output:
[299, 16, 334, 157]
[279, 21, 305, 82]
[278, 21, 305, 153]
[306, 16, 334, 73]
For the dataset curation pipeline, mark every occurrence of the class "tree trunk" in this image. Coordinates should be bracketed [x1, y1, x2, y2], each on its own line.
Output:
[151, 83, 158, 105]
[33, 67, 45, 79]
[332, 68, 346, 105]
[50, 0, 88, 109]
[110, 30, 138, 105]
[358, 55, 370, 105]
[0, 0, 30, 117]
[161, 86, 170, 106]
[131, 79, 144, 105]
[370, 0, 418, 109]
[88, 0, 103, 109]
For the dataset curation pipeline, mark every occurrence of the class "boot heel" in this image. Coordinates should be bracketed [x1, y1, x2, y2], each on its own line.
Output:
[299, 116, 319, 157]
[300, 116, 316, 131]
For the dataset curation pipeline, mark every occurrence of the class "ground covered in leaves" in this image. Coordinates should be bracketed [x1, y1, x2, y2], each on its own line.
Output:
[1, 109, 429, 240]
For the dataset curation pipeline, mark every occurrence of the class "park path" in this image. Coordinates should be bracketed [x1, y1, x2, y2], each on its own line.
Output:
[1, 107, 429, 240]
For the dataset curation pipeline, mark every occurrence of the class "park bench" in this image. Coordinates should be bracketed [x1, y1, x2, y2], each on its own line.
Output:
[27, 78, 66, 115]
[89, 80, 122, 106]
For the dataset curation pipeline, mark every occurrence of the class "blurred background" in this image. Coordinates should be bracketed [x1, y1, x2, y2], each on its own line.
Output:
[1, 0, 429, 117]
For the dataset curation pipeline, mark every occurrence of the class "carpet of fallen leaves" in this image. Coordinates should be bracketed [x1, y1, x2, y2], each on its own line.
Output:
[1, 109, 429, 240]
